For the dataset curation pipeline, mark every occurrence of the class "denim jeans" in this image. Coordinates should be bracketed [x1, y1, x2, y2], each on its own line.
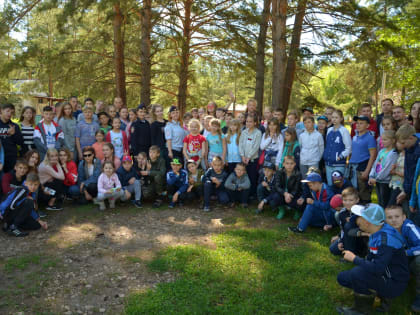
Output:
[227, 189, 250, 204]
[203, 182, 229, 207]
[298, 204, 335, 231]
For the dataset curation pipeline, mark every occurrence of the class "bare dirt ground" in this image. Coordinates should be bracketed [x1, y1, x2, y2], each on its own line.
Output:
[0, 202, 280, 315]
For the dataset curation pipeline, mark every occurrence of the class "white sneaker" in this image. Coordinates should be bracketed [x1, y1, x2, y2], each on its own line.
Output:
[98, 201, 106, 211]
[109, 199, 116, 209]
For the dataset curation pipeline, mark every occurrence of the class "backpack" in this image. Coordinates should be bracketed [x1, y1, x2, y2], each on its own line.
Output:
[0, 186, 27, 219]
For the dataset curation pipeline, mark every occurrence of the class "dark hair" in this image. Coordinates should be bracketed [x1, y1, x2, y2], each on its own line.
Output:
[84, 97, 94, 104]
[385, 205, 404, 214]
[24, 150, 41, 167]
[303, 116, 315, 123]
[95, 129, 105, 137]
[97, 111, 109, 119]
[382, 115, 397, 131]
[273, 107, 283, 113]
[149, 145, 160, 153]
[43, 106, 53, 112]
[19, 106, 36, 125]
[1, 103, 15, 111]
[236, 162, 247, 169]
[102, 160, 115, 171]
[26, 173, 40, 183]
[15, 158, 29, 168]
[382, 98, 394, 106]
[82, 146, 95, 158]
[69, 96, 78, 100]
[342, 187, 359, 198]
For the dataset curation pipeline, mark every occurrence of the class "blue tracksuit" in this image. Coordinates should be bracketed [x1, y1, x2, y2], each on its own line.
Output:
[202, 168, 229, 207]
[401, 219, 420, 295]
[298, 183, 335, 231]
[337, 223, 410, 298]
[166, 169, 189, 195]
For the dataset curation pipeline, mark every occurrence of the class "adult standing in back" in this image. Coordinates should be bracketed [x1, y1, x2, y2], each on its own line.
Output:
[165, 106, 187, 166]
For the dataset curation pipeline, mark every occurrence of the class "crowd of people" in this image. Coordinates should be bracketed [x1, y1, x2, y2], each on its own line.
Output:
[1, 96, 420, 313]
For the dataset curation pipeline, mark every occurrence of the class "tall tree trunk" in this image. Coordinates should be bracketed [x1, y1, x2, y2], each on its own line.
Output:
[140, 0, 152, 106]
[282, 0, 307, 114]
[177, 0, 192, 116]
[271, 0, 288, 109]
[254, 0, 271, 116]
[113, 2, 127, 106]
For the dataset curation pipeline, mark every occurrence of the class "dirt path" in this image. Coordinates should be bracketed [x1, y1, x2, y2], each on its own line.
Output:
[0, 203, 279, 314]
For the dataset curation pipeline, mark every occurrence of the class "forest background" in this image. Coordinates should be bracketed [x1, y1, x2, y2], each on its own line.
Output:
[0, 0, 420, 117]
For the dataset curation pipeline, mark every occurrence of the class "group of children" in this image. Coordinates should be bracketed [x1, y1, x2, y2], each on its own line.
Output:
[2, 97, 420, 312]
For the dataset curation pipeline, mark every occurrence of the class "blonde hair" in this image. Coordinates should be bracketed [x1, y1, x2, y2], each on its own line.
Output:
[396, 124, 415, 141]
[43, 148, 59, 166]
[227, 119, 241, 145]
[188, 118, 202, 131]
[210, 118, 222, 142]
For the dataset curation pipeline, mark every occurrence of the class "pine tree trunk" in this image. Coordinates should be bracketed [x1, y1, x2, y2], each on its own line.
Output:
[140, 0, 152, 107]
[113, 2, 127, 106]
[254, 0, 271, 116]
[282, 0, 307, 114]
[271, 0, 288, 110]
[177, 0, 192, 116]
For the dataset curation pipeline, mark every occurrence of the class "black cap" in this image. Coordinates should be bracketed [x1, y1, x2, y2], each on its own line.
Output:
[263, 161, 276, 170]
[302, 107, 314, 114]
[353, 115, 370, 123]
[137, 103, 146, 110]
[169, 105, 179, 113]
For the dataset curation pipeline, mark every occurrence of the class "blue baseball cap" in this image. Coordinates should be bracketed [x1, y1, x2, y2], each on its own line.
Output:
[317, 115, 328, 122]
[301, 173, 323, 183]
[361, 203, 385, 226]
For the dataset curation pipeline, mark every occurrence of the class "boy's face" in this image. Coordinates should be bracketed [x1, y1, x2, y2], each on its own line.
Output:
[287, 115, 296, 126]
[1, 108, 12, 120]
[235, 165, 246, 177]
[149, 149, 159, 161]
[84, 109, 93, 119]
[283, 159, 296, 172]
[26, 180, 40, 193]
[385, 208, 406, 231]
[122, 161, 132, 171]
[187, 162, 197, 173]
[382, 100, 393, 114]
[273, 111, 283, 121]
[325, 108, 333, 121]
[43, 111, 54, 122]
[263, 167, 274, 178]
[137, 154, 146, 164]
[216, 110, 225, 119]
[99, 115, 109, 125]
[137, 108, 146, 120]
[308, 181, 322, 191]
[356, 120, 369, 132]
[302, 110, 312, 118]
[263, 109, 272, 120]
[361, 107, 372, 118]
[85, 100, 94, 107]
[317, 120, 327, 130]
[15, 164, 28, 177]
[303, 119, 314, 131]
[171, 163, 182, 172]
[212, 160, 223, 173]
[343, 195, 359, 211]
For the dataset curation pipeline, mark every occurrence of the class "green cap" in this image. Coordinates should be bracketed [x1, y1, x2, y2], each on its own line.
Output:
[171, 158, 181, 165]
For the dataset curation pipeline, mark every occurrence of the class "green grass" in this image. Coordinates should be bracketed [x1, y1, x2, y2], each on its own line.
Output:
[4, 254, 41, 272]
[124, 225, 413, 314]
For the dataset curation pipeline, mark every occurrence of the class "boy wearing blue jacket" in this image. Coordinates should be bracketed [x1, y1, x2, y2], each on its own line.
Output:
[336, 204, 409, 314]
[117, 155, 142, 208]
[256, 161, 279, 214]
[386, 205, 420, 312]
[225, 162, 251, 208]
[1, 174, 48, 237]
[202, 156, 229, 212]
[289, 172, 335, 233]
[166, 158, 188, 208]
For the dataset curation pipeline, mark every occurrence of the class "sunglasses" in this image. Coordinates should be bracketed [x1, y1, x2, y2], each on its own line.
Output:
[83, 153, 93, 158]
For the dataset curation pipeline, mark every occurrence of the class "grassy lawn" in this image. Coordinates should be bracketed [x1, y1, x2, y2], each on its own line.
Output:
[124, 221, 413, 314]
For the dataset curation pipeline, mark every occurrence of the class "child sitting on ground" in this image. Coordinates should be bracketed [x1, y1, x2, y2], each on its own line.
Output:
[0, 174, 48, 237]
[256, 162, 279, 214]
[185, 160, 204, 201]
[2, 158, 29, 195]
[117, 155, 142, 208]
[288, 172, 335, 233]
[202, 156, 229, 212]
[97, 161, 125, 210]
[329, 170, 352, 195]
[274, 156, 303, 220]
[225, 162, 251, 208]
[385, 205, 420, 312]
[166, 158, 188, 208]
[336, 204, 409, 314]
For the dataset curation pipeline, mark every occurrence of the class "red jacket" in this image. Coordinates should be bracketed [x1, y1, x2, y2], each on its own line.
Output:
[63, 161, 78, 186]
[105, 130, 129, 155]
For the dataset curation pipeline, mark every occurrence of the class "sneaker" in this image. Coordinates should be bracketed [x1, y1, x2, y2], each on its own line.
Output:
[168, 202, 175, 209]
[276, 206, 285, 220]
[109, 199, 116, 209]
[203, 206, 211, 212]
[153, 199, 163, 208]
[133, 200, 142, 208]
[38, 210, 47, 218]
[288, 226, 303, 234]
[98, 201, 106, 211]
[46, 205, 63, 211]
[7, 226, 28, 237]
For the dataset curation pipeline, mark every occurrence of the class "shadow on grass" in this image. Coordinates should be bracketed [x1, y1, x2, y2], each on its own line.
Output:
[124, 227, 413, 314]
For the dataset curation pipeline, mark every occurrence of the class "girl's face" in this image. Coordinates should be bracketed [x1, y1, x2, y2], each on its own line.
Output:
[238, 113, 245, 123]
[382, 119, 394, 131]
[192, 111, 199, 119]
[264, 109, 272, 120]
[247, 101, 257, 113]
[285, 132, 292, 142]
[129, 111, 136, 122]
[100, 115, 109, 126]
[137, 108, 146, 120]
[325, 108, 334, 121]
[103, 145, 112, 158]
[120, 108, 128, 120]
[268, 122, 277, 134]
[204, 118, 212, 129]
[49, 152, 59, 165]
[382, 136, 394, 148]
[411, 103, 420, 119]
[171, 109, 180, 121]
[137, 154, 146, 164]
[104, 164, 114, 176]
[317, 120, 327, 131]
[210, 123, 219, 133]
[23, 109, 33, 121]
[83, 151, 94, 162]
[246, 117, 255, 130]
[96, 133, 104, 142]
[108, 106, 116, 118]
[229, 123, 238, 133]
[331, 113, 341, 126]
[283, 159, 296, 172]
[59, 151, 68, 164]
[198, 108, 205, 117]
[28, 153, 39, 167]
[189, 122, 200, 135]
[154, 106, 164, 119]
[112, 118, 121, 130]
[63, 105, 72, 117]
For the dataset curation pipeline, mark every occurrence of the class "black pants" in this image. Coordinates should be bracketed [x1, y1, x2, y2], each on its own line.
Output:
[4, 199, 41, 230]
[167, 185, 186, 201]
[185, 186, 202, 201]
[83, 182, 98, 198]
[40, 179, 65, 203]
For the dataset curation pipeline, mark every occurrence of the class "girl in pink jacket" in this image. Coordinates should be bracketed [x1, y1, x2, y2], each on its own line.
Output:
[96, 161, 125, 210]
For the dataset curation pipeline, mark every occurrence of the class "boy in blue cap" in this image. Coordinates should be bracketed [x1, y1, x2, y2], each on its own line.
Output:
[336, 204, 409, 314]
[385, 205, 420, 312]
[288, 172, 335, 233]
